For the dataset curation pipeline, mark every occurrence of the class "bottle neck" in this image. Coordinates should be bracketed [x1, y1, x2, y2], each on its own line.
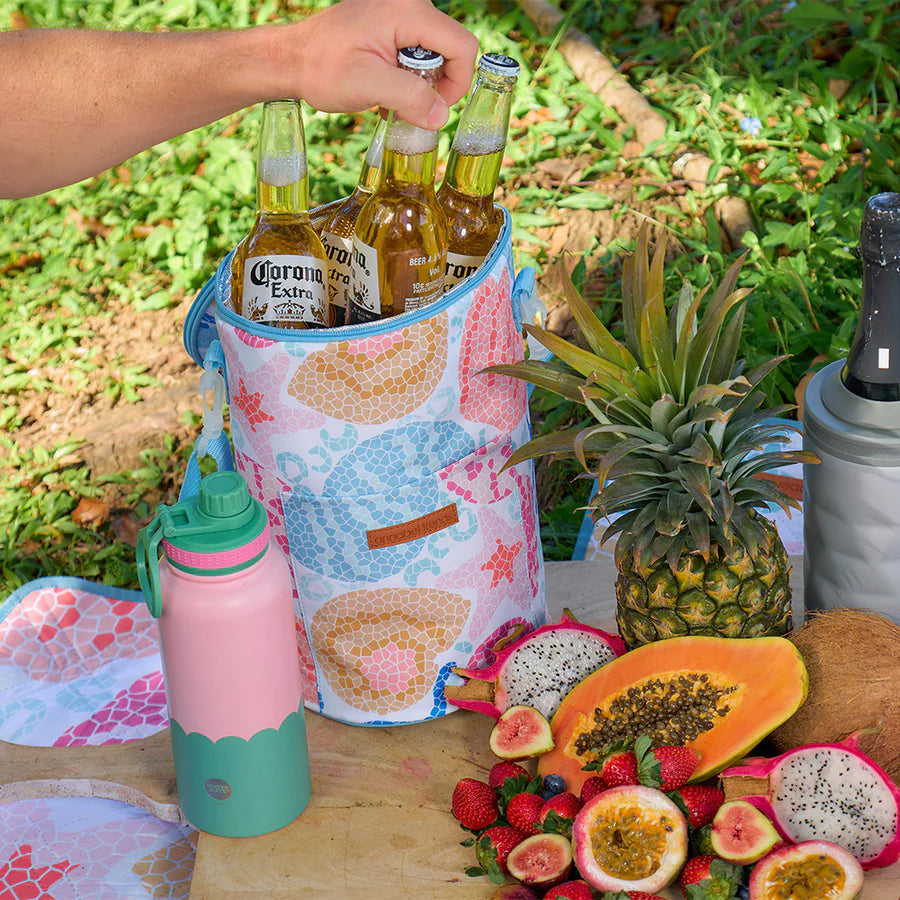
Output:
[843, 259, 900, 401]
[443, 72, 514, 197]
[256, 100, 311, 216]
[357, 115, 387, 193]
[383, 111, 439, 188]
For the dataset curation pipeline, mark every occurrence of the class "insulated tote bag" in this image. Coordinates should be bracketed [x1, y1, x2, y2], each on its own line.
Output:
[184, 208, 547, 726]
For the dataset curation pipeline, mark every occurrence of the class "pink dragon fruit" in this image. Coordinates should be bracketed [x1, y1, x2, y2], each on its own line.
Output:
[720, 731, 900, 869]
[444, 611, 625, 720]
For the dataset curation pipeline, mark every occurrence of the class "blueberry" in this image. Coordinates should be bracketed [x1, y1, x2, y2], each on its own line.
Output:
[541, 773, 566, 797]
[737, 885, 750, 900]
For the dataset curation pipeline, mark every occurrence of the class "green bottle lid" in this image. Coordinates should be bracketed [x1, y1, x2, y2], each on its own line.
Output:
[136, 470, 271, 617]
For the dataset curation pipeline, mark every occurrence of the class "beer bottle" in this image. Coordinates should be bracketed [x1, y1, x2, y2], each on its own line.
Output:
[319, 114, 388, 325]
[437, 53, 519, 291]
[349, 47, 449, 323]
[310, 197, 345, 236]
[233, 99, 330, 329]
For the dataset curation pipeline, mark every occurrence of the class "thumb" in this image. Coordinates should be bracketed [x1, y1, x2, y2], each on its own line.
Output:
[366, 62, 448, 130]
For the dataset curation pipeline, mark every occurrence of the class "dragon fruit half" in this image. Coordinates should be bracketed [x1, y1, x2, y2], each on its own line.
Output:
[444, 612, 626, 720]
[720, 731, 900, 869]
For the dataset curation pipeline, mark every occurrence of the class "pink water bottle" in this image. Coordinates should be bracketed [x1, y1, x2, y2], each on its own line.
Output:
[136, 470, 311, 837]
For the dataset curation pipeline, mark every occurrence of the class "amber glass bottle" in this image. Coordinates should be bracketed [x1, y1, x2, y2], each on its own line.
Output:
[233, 100, 330, 329]
[437, 53, 519, 292]
[349, 47, 448, 323]
[319, 114, 388, 325]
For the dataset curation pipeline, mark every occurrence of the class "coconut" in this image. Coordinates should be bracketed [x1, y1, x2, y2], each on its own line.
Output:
[770, 608, 900, 782]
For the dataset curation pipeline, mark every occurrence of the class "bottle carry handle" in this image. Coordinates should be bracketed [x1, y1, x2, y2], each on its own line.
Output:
[136, 511, 167, 618]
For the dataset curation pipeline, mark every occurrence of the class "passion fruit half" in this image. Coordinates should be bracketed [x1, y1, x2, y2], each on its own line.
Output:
[571, 784, 688, 893]
[749, 840, 864, 899]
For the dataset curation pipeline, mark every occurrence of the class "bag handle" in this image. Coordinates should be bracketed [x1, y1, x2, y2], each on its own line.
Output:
[512, 267, 552, 362]
[179, 339, 235, 501]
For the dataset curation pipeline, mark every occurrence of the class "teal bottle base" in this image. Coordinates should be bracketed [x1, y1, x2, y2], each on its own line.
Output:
[170, 702, 311, 837]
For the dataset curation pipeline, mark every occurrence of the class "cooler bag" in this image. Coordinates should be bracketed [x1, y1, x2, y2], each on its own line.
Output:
[183, 208, 548, 726]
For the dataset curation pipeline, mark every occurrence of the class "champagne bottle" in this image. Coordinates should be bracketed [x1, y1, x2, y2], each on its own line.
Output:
[437, 53, 519, 292]
[842, 192, 900, 400]
[319, 114, 388, 325]
[349, 47, 448, 323]
[233, 100, 331, 329]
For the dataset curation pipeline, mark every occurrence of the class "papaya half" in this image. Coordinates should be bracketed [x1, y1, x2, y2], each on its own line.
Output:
[538, 635, 808, 794]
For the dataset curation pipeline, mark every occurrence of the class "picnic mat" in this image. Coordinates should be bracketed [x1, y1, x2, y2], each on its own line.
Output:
[0, 578, 195, 899]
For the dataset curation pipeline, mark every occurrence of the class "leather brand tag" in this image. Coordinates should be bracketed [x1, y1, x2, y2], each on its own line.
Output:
[753, 472, 803, 503]
[366, 503, 459, 550]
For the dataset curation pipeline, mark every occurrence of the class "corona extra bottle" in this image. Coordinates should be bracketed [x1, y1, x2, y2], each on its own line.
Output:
[437, 53, 519, 292]
[233, 100, 330, 329]
[349, 47, 448, 323]
[320, 114, 388, 325]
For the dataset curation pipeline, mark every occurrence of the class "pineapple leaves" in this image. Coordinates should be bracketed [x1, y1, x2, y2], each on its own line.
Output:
[560, 263, 637, 371]
[521, 325, 631, 384]
[501, 428, 617, 470]
[707, 298, 747, 385]
[729, 504, 761, 558]
[685, 285, 752, 395]
[482, 361, 586, 403]
[657, 489, 693, 536]
[582, 436, 645, 487]
[644, 228, 677, 393]
[686, 511, 711, 560]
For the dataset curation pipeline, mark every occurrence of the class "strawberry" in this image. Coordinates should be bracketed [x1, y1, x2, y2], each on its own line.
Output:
[679, 854, 743, 898]
[539, 791, 582, 824]
[451, 777, 498, 830]
[605, 734, 699, 792]
[505, 791, 545, 835]
[669, 784, 725, 829]
[650, 744, 701, 792]
[579, 774, 607, 805]
[488, 760, 530, 790]
[593, 742, 639, 788]
[468, 825, 527, 884]
[544, 879, 593, 899]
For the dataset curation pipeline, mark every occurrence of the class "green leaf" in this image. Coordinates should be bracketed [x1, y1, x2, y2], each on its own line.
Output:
[483, 361, 587, 403]
[556, 191, 614, 210]
[560, 265, 637, 371]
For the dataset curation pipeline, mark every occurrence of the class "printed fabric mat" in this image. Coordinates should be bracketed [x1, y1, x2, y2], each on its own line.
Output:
[0, 578, 195, 899]
[573, 420, 804, 561]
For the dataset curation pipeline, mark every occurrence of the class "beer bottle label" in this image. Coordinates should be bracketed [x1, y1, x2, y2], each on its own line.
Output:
[241, 254, 328, 327]
[403, 247, 446, 311]
[350, 236, 382, 322]
[321, 231, 353, 318]
[443, 252, 485, 292]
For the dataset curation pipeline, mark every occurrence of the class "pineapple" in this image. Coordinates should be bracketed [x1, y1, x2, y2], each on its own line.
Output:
[493, 225, 818, 647]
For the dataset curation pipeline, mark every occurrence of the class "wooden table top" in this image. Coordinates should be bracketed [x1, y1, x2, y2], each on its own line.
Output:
[186, 558, 900, 899]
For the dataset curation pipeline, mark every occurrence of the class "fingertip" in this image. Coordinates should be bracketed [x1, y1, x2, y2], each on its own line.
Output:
[425, 95, 449, 130]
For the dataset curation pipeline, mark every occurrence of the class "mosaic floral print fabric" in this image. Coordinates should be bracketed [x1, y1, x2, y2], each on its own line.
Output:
[208, 229, 548, 725]
[0, 580, 195, 898]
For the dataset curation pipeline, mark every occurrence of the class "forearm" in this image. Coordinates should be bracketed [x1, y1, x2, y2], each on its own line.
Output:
[0, 27, 284, 199]
[0, 0, 477, 200]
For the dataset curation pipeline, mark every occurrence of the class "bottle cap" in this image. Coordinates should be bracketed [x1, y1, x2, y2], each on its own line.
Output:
[136, 470, 271, 617]
[397, 46, 444, 72]
[479, 53, 520, 78]
[198, 470, 252, 518]
[859, 192, 900, 267]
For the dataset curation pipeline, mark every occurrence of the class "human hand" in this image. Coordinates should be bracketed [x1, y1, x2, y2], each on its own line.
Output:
[275, 0, 479, 129]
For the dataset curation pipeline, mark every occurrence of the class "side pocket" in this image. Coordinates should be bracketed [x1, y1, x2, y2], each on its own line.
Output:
[280, 433, 545, 726]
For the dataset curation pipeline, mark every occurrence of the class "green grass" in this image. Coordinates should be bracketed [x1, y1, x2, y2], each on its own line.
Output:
[0, 0, 898, 589]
